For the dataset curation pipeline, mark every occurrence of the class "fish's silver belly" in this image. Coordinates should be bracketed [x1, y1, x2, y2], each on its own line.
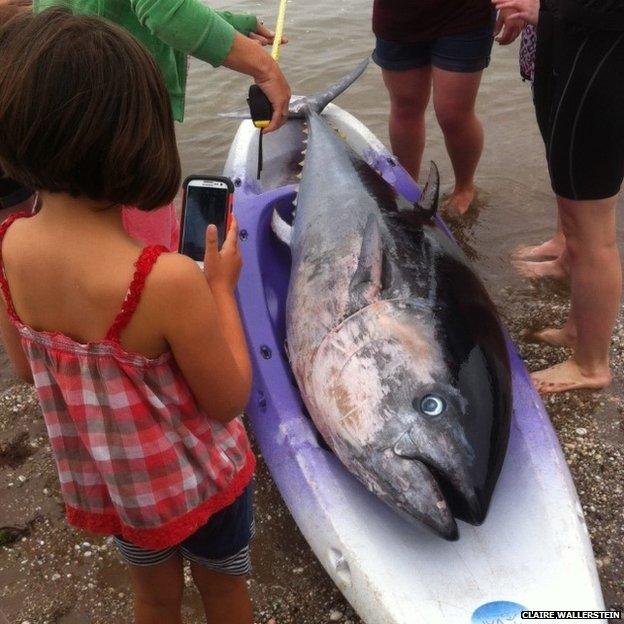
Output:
[286, 231, 363, 393]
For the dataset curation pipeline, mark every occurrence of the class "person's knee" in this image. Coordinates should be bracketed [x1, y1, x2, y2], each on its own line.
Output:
[192, 566, 247, 598]
[135, 589, 183, 614]
[390, 95, 427, 122]
[435, 105, 475, 136]
[564, 233, 618, 266]
[563, 235, 583, 264]
[132, 574, 183, 612]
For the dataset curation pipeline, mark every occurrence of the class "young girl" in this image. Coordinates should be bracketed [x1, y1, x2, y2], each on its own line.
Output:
[0, 9, 255, 623]
[33, 0, 291, 252]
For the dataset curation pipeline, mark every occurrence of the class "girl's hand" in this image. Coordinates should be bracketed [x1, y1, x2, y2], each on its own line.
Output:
[248, 18, 289, 47]
[493, 0, 539, 26]
[203, 216, 242, 291]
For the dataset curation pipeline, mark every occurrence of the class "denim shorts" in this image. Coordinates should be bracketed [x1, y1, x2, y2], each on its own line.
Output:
[373, 18, 496, 73]
[114, 483, 255, 574]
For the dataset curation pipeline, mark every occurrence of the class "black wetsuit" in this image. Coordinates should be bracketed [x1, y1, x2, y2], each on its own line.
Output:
[534, 0, 624, 200]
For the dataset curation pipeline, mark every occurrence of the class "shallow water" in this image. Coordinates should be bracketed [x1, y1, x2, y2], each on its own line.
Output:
[178, 0, 624, 294]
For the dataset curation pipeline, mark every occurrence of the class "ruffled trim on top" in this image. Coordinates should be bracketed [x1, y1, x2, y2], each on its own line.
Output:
[0, 212, 33, 324]
[66, 449, 256, 550]
[105, 245, 168, 343]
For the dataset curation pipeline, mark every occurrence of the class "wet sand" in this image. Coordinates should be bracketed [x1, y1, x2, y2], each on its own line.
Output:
[1, 0, 624, 620]
[0, 306, 623, 623]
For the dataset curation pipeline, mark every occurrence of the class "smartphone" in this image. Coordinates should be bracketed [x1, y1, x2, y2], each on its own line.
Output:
[179, 176, 234, 261]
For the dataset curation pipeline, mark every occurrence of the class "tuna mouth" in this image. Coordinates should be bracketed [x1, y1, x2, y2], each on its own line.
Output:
[393, 433, 485, 526]
[390, 458, 459, 542]
[423, 462, 485, 525]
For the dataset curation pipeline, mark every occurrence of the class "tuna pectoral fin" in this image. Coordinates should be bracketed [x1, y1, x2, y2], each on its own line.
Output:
[397, 162, 440, 224]
[271, 208, 293, 247]
[348, 214, 384, 310]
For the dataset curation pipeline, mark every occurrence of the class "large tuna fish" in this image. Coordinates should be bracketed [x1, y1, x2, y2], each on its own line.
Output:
[272, 62, 512, 540]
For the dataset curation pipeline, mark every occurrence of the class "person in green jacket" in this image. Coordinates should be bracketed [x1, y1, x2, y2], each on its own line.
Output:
[32, 0, 291, 251]
[34, 0, 291, 129]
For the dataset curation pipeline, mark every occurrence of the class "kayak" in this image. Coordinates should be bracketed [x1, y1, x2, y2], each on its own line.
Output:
[225, 104, 606, 624]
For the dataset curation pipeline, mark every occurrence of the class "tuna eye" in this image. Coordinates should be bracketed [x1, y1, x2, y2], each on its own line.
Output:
[418, 395, 445, 417]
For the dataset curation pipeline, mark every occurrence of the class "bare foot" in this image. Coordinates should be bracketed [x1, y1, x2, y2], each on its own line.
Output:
[531, 359, 611, 394]
[512, 238, 565, 261]
[512, 258, 568, 281]
[525, 327, 576, 348]
[443, 186, 475, 217]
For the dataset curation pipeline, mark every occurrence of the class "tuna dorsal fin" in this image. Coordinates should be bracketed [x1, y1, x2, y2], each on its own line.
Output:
[397, 162, 440, 225]
[271, 208, 293, 246]
[348, 214, 384, 309]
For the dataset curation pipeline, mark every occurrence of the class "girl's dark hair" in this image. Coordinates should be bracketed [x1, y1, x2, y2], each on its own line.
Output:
[0, 5, 27, 27]
[0, 8, 181, 210]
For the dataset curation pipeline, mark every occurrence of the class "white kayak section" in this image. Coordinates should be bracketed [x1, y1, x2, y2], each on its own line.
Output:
[224, 103, 605, 624]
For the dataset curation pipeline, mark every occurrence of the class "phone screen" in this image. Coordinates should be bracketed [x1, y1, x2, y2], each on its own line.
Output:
[180, 181, 229, 261]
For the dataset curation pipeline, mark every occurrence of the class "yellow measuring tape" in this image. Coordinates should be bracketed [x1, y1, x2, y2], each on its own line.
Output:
[247, 0, 289, 176]
[248, 0, 289, 130]
[271, 0, 288, 62]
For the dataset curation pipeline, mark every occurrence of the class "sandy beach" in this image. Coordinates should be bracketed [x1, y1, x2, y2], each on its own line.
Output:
[0, 276, 622, 623]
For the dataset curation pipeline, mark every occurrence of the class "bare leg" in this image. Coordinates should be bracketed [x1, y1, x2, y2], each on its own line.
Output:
[526, 317, 577, 348]
[127, 553, 184, 624]
[531, 195, 620, 393]
[513, 213, 566, 260]
[381, 66, 433, 181]
[512, 249, 569, 281]
[432, 68, 484, 216]
[191, 564, 253, 624]
[513, 208, 570, 279]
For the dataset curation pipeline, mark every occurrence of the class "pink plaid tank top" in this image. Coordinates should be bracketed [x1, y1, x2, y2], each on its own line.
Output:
[0, 213, 255, 549]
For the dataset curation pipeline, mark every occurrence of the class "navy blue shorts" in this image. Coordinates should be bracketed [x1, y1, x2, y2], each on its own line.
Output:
[373, 19, 495, 74]
[114, 483, 255, 574]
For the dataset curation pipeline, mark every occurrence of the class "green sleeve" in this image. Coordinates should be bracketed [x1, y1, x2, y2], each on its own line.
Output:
[130, 0, 254, 66]
[215, 10, 258, 36]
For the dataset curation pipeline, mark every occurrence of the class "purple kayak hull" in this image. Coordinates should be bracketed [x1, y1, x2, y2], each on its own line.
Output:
[225, 105, 604, 624]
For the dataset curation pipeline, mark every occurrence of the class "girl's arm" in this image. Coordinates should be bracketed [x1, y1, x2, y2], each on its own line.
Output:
[0, 303, 32, 383]
[202, 220, 251, 389]
[155, 222, 251, 424]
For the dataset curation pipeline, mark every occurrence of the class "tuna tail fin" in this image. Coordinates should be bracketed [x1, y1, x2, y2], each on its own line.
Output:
[218, 57, 371, 121]
[348, 214, 384, 311]
[302, 57, 371, 116]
